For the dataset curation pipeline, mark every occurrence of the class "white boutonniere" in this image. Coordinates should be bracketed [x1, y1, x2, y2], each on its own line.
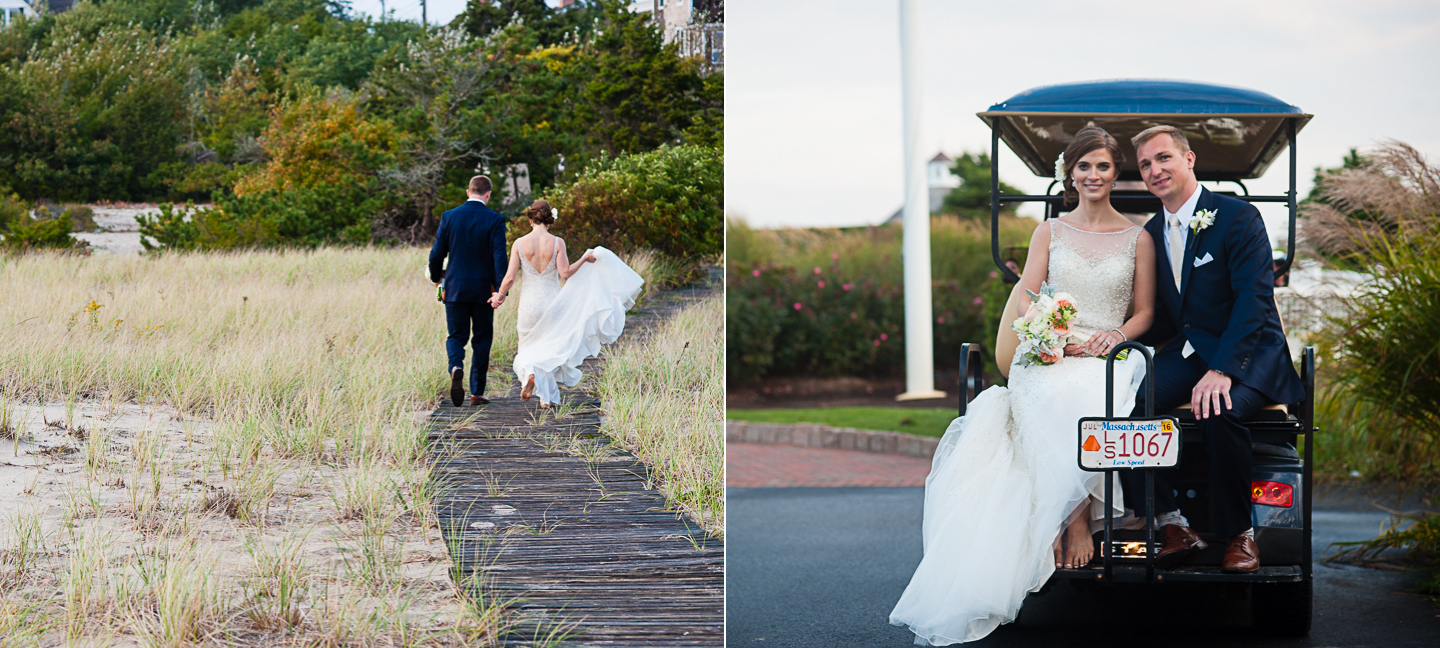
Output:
[1053, 152, 1066, 186]
[1191, 208, 1217, 234]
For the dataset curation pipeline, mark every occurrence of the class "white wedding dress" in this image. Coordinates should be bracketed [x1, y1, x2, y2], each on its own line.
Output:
[890, 221, 1149, 645]
[512, 246, 644, 405]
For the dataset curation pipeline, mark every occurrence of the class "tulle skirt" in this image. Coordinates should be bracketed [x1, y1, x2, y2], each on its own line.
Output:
[512, 247, 644, 404]
[889, 352, 1146, 644]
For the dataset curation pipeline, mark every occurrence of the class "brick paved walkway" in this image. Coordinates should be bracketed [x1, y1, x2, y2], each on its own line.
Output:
[726, 442, 933, 487]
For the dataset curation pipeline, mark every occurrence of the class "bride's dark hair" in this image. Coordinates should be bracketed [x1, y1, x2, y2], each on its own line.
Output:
[524, 199, 555, 225]
[1061, 127, 1126, 207]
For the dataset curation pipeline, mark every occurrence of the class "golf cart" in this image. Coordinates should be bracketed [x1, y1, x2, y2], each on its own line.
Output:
[955, 80, 1316, 636]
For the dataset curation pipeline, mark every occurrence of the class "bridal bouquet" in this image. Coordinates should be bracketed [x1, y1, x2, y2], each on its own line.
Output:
[1011, 282, 1078, 366]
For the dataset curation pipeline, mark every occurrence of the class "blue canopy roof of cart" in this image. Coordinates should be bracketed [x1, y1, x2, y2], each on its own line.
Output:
[977, 80, 1311, 181]
[985, 79, 1305, 115]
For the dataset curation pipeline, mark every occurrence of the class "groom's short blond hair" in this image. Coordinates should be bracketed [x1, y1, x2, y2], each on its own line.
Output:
[468, 175, 492, 195]
[1131, 125, 1191, 155]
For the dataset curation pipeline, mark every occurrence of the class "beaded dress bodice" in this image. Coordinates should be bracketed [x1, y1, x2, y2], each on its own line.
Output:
[1045, 219, 1141, 338]
[890, 217, 1151, 645]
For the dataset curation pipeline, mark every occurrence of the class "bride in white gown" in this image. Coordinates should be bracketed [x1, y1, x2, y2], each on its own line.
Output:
[490, 200, 644, 406]
[890, 127, 1158, 645]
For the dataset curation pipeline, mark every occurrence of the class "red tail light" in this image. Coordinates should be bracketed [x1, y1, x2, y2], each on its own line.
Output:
[1251, 480, 1293, 507]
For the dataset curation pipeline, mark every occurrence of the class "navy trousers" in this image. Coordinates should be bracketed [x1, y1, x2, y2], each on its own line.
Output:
[1123, 346, 1270, 540]
[445, 300, 494, 397]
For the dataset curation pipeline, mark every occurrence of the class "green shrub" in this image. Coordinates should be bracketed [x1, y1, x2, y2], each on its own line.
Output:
[1, 207, 85, 252]
[533, 144, 722, 261]
[63, 205, 99, 232]
[0, 194, 26, 232]
[137, 203, 204, 252]
[139, 183, 387, 252]
[0, 23, 188, 201]
[725, 216, 1035, 385]
[1304, 142, 1440, 484]
[152, 162, 240, 202]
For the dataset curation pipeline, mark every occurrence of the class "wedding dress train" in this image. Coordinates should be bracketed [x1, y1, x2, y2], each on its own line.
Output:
[890, 221, 1148, 645]
[512, 246, 643, 405]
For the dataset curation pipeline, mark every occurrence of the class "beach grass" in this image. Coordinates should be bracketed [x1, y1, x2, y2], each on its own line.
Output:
[0, 245, 677, 645]
[596, 296, 725, 538]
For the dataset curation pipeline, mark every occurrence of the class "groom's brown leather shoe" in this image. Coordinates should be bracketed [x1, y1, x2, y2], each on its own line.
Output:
[1156, 523, 1208, 569]
[449, 368, 465, 407]
[469, 395, 489, 406]
[1221, 533, 1260, 573]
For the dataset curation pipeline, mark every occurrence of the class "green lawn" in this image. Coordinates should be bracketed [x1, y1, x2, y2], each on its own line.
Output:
[725, 406, 957, 438]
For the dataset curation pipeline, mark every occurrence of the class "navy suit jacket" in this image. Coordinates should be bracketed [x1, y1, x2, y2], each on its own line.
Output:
[1136, 188, 1304, 405]
[429, 200, 509, 303]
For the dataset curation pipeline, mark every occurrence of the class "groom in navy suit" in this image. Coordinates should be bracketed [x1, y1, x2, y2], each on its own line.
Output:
[1124, 126, 1304, 574]
[430, 175, 509, 406]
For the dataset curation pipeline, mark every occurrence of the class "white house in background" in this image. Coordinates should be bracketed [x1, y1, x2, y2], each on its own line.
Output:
[926, 153, 961, 212]
[1, 0, 34, 25]
[885, 152, 962, 223]
[634, 1, 724, 70]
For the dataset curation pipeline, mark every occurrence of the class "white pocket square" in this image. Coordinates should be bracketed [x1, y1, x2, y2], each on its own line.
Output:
[1193, 253, 1214, 268]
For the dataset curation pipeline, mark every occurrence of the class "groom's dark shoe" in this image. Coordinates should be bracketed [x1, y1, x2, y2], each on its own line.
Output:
[1221, 533, 1260, 573]
[1156, 524, 1208, 569]
[449, 367, 465, 407]
[469, 395, 489, 406]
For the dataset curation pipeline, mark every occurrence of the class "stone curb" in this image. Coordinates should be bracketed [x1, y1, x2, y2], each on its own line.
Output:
[726, 420, 938, 458]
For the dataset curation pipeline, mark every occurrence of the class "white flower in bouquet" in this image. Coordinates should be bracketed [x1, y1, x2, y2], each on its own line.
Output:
[1011, 282, 1079, 366]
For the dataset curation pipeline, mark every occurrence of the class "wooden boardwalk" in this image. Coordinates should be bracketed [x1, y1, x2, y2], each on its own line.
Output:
[429, 278, 723, 647]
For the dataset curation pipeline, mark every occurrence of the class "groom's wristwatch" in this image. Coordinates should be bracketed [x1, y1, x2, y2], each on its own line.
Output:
[1212, 369, 1229, 378]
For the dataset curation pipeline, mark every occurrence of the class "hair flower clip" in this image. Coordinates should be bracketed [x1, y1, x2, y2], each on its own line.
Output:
[551, 208, 559, 222]
[1054, 152, 1066, 186]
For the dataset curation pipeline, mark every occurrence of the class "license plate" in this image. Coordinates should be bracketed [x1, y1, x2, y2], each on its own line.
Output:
[1078, 417, 1181, 470]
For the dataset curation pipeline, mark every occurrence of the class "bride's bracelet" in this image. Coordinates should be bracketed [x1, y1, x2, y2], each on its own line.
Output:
[1111, 328, 1127, 342]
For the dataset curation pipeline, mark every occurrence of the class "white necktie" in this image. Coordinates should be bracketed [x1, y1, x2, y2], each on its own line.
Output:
[1167, 214, 1184, 288]
[1168, 214, 1195, 357]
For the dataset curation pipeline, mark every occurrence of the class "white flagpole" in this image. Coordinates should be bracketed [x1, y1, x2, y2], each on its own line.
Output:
[896, 0, 944, 401]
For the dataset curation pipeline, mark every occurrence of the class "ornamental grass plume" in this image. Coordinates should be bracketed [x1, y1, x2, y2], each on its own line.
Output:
[1301, 141, 1440, 262]
[1301, 141, 1440, 485]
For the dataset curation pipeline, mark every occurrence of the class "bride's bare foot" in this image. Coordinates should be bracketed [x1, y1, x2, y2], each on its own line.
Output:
[521, 374, 536, 401]
[1054, 537, 1064, 569]
[1061, 517, 1094, 569]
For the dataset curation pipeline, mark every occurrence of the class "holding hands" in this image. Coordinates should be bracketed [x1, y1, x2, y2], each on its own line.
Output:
[488, 292, 506, 308]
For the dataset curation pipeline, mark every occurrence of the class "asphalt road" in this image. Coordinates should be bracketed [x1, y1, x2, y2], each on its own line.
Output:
[727, 487, 1440, 647]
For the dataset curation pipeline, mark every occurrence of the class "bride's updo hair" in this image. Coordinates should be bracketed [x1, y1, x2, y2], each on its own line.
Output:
[1061, 127, 1126, 207]
[523, 199, 555, 226]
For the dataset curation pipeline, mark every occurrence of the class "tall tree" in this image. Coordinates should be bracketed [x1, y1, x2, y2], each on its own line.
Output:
[454, 0, 600, 45]
[941, 152, 1024, 220]
[560, 1, 716, 159]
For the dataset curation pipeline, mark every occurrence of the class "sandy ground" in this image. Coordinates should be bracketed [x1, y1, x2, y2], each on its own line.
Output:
[0, 398, 462, 644]
[72, 204, 196, 256]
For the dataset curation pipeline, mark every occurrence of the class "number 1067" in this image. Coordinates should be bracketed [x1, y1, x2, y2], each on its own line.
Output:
[1104, 431, 1174, 459]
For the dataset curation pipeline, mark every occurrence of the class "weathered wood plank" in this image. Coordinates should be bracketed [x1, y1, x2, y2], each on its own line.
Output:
[431, 279, 722, 647]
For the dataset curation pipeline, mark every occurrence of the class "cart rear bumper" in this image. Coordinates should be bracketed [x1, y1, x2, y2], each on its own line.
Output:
[1050, 564, 1304, 583]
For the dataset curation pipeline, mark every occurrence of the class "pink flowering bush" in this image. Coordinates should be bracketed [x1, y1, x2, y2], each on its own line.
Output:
[727, 262, 989, 384]
[725, 216, 1037, 384]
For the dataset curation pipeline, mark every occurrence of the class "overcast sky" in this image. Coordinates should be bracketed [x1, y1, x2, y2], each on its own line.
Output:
[726, 0, 1440, 238]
